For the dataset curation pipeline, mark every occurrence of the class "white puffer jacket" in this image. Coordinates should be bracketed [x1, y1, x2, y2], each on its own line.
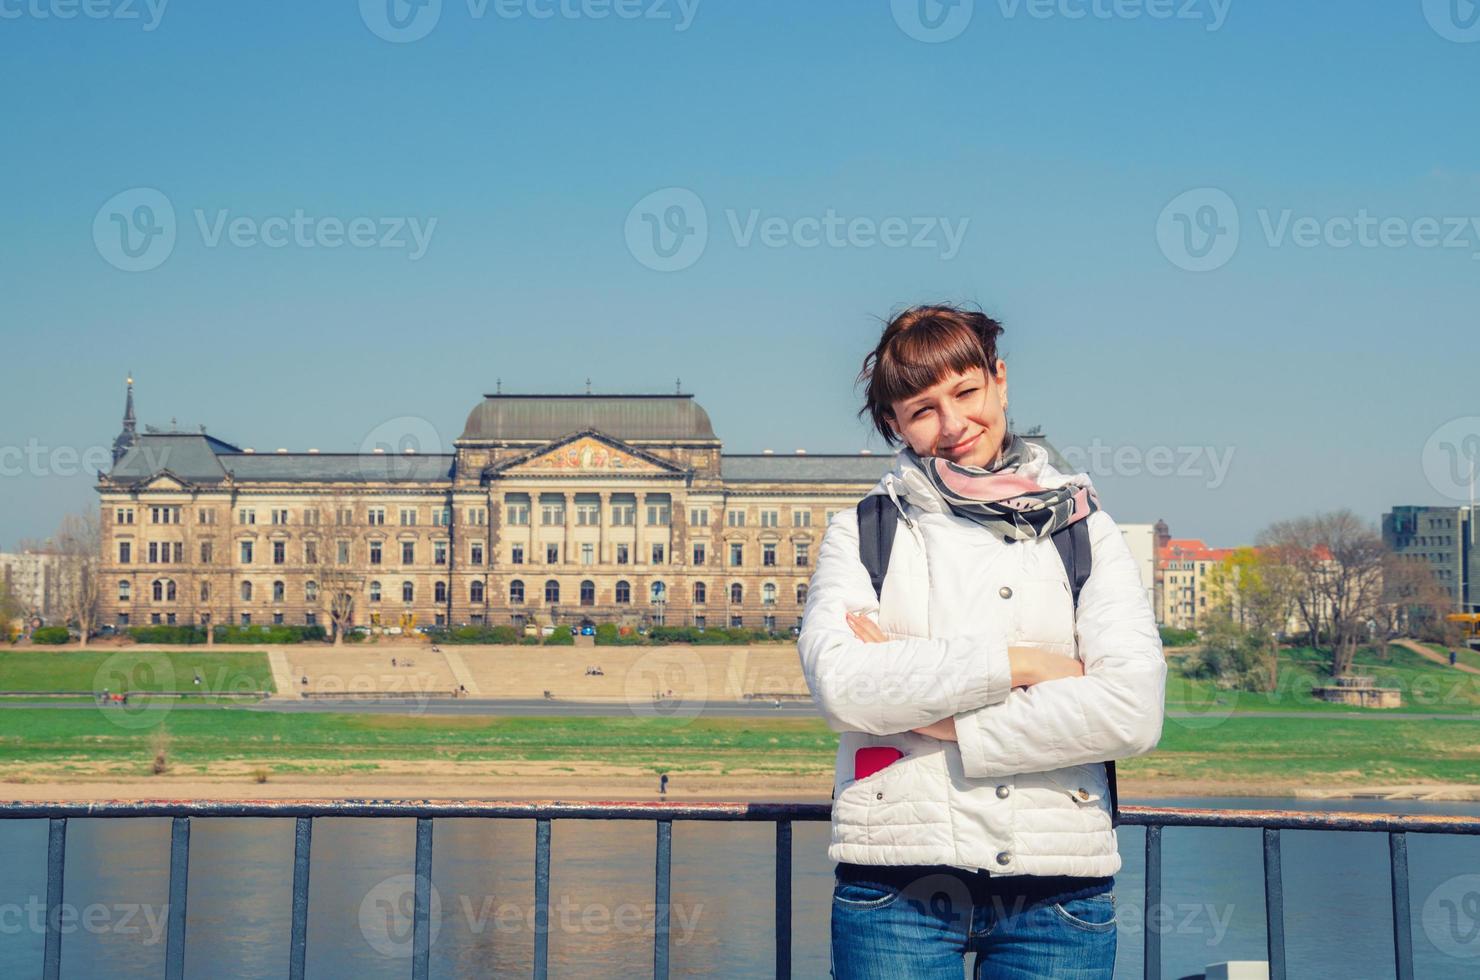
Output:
[797, 443, 1166, 878]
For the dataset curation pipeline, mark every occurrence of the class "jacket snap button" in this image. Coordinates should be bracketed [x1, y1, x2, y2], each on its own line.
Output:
[998, 586, 1013, 599]
[995, 851, 1011, 865]
[995, 785, 1010, 799]
[1077, 789, 1090, 800]
[875, 792, 884, 800]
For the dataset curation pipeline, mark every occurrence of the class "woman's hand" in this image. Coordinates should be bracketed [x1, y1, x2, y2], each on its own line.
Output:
[1008, 647, 1085, 687]
[844, 611, 957, 741]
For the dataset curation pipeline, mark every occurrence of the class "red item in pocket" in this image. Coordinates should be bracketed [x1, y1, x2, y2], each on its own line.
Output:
[854, 747, 904, 780]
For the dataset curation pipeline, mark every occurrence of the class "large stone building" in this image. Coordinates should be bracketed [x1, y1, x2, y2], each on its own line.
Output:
[98, 382, 918, 634]
[1382, 505, 1475, 613]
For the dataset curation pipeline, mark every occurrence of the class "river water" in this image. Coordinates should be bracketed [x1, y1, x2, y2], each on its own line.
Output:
[1, 796, 1477, 978]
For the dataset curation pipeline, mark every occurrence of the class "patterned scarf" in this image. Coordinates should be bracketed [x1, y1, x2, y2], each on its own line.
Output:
[902, 431, 1100, 543]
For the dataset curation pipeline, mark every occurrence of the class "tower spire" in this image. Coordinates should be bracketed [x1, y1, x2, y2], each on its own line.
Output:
[112, 373, 138, 466]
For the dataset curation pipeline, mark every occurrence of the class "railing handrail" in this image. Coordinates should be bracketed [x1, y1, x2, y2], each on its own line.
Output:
[2, 799, 1478, 834]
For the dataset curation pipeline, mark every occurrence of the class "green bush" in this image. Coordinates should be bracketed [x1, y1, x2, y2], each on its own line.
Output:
[1183, 618, 1270, 691]
[208, 624, 326, 645]
[128, 625, 207, 644]
[543, 628, 575, 646]
[1159, 626, 1199, 648]
[31, 626, 71, 645]
[594, 623, 644, 646]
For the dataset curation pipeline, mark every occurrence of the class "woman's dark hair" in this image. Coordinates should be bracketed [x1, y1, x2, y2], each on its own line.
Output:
[856, 304, 1006, 446]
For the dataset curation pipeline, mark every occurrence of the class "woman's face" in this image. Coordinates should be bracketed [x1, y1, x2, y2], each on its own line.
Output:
[886, 361, 1008, 468]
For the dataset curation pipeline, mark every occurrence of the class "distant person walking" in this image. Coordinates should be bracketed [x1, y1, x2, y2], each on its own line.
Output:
[659, 772, 669, 797]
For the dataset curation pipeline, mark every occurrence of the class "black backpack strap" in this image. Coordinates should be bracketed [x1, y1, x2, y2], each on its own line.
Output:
[855, 495, 899, 602]
[1051, 519, 1119, 826]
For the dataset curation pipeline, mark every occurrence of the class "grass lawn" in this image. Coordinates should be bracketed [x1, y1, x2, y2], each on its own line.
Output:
[1424, 641, 1480, 672]
[1165, 644, 1480, 715]
[0, 651, 274, 695]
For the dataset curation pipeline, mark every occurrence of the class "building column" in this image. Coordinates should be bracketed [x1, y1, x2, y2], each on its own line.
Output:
[598, 490, 611, 564]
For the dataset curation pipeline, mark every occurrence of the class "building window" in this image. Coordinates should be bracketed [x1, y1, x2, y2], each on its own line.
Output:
[402, 581, 414, 602]
[148, 542, 159, 564]
[402, 542, 415, 565]
[470, 581, 485, 603]
[796, 583, 808, 604]
[303, 509, 319, 526]
[694, 615, 705, 629]
[792, 510, 811, 527]
[763, 615, 776, 631]
[646, 496, 671, 526]
[305, 612, 317, 626]
[173, 542, 183, 563]
[400, 508, 418, 526]
[580, 580, 595, 605]
[240, 581, 253, 602]
[615, 580, 631, 604]
[651, 543, 665, 565]
[200, 581, 211, 602]
[616, 544, 629, 565]
[727, 510, 745, 527]
[369, 541, 383, 565]
[760, 510, 779, 528]
[689, 507, 709, 527]
[336, 508, 353, 525]
[151, 506, 181, 524]
[118, 613, 129, 626]
[337, 540, 350, 564]
[198, 509, 216, 525]
[369, 580, 382, 602]
[762, 582, 776, 606]
[238, 509, 256, 525]
[471, 542, 484, 566]
[151, 613, 161, 625]
[509, 580, 524, 604]
[795, 543, 810, 567]
[466, 507, 486, 526]
[611, 499, 635, 526]
[434, 541, 448, 565]
[118, 580, 130, 601]
[368, 508, 386, 526]
[116, 508, 134, 524]
[693, 582, 706, 604]
[505, 496, 530, 526]
[273, 541, 286, 565]
[152, 579, 176, 601]
[540, 496, 565, 526]
[305, 581, 318, 603]
[544, 580, 560, 603]
[119, 541, 131, 564]
[240, 541, 254, 564]
[576, 499, 600, 526]
[730, 583, 743, 604]
[651, 581, 667, 603]
[730, 543, 744, 567]
[273, 580, 286, 602]
[581, 543, 594, 566]
[692, 542, 706, 565]
[433, 507, 451, 527]
[435, 581, 447, 602]
[546, 543, 559, 564]
[271, 509, 289, 525]
[511, 545, 524, 565]
[273, 612, 284, 625]
[763, 543, 777, 567]
[730, 615, 743, 628]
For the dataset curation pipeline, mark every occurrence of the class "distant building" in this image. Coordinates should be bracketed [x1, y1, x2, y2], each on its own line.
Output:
[1381, 505, 1475, 613]
[1117, 524, 1157, 614]
[0, 550, 64, 623]
[1156, 531, 1235, 629]
[95, 379, 1077, 634]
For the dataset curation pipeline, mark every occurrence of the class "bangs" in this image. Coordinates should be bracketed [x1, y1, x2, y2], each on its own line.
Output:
[871, 316, 990, 410]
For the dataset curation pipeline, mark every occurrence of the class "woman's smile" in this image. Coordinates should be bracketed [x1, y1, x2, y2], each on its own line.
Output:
[938, 430, 981, 458]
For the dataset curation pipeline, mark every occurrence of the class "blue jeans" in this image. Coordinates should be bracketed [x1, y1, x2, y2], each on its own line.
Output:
[830, 866, 1117, 979]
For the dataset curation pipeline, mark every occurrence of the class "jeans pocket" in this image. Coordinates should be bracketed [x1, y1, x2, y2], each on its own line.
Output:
[832, 879, 902, 911]
[1051, 891, 1117, 932]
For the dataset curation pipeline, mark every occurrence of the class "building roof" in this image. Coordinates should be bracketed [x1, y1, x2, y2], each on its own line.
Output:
[721, 454, 896, 484]
[106, 434, 455, 485]
[459, 394, 718, 443]
[1158, 537, 1236, 565]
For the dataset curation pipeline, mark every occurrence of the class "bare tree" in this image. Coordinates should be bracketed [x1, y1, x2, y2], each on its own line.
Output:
[53, 512, 103, 648]
[312, 494, 364, 645]
[1207, 546, 1300, 690]
[1382, 552, 1462, 646]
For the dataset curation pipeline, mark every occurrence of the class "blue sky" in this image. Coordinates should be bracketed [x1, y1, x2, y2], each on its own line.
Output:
[2, 0, 1477, 548]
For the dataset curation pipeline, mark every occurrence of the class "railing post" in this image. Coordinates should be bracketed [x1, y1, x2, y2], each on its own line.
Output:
[289, 816, 313, 980]
[775, 820, 792, 980]
[413, 817, 434, 980]
[43, 817, 66, 980]
[1389, 832, 1414, 980]
[165, 816, 191, 980]
[1143, 824, 1161, 980]
[654, 819, 672, 980]
[1263, 827, 1286, 980]
[533, 818, 551, 980]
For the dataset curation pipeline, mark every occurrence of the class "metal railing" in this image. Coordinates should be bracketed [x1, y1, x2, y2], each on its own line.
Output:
[2, 799, 1478, 980]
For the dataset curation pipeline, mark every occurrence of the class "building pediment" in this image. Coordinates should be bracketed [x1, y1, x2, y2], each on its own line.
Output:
[489, 430, 686, 478]
[140, 471, 189, 492]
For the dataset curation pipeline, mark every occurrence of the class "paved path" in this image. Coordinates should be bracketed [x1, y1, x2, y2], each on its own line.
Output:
[266, 649, 296, 696]
[441, 650, 482, 697]
[1392, 637, 1480, 676]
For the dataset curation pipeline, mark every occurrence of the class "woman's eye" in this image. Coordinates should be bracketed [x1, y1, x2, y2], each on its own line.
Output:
[913, 407, 932, 419]
[957, 389, 977, 398]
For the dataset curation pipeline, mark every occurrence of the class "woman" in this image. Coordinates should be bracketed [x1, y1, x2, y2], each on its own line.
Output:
[798, 304, 1166, 979]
